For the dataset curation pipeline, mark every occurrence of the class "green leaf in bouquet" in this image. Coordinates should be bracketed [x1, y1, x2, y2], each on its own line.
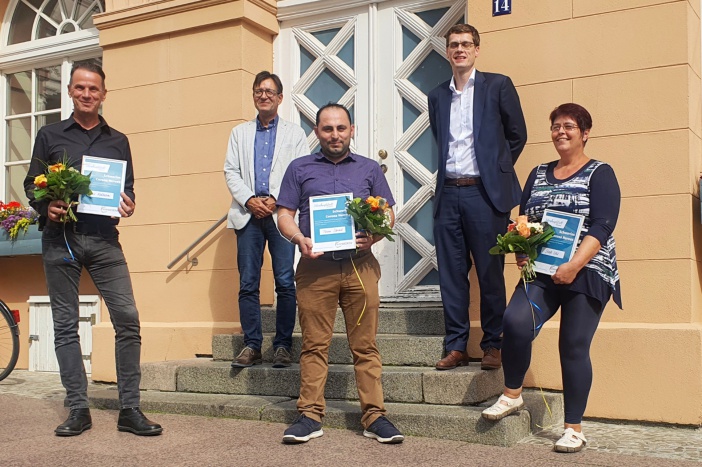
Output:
[488, 245, 503, 255]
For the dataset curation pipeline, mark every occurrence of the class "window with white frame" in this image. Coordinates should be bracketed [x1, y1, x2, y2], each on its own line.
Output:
[1, 0, 104, 205]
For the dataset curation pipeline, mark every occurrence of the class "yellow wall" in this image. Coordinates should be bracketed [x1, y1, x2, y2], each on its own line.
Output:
[2, 0, 702, 425]
[465, 0, 702, 424]
[87, 0, 279, 381]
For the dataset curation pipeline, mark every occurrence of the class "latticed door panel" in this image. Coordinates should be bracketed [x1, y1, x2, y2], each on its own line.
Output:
[277, 0, 464, 298]
[376, 1, 463, 296]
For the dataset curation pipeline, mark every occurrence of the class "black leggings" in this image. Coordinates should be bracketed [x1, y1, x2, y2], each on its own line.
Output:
[502, 283, 603, 424]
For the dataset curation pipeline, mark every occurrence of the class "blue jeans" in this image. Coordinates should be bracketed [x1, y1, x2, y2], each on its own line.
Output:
[235, 216, 296, 351]
[42, 226, 141, 409]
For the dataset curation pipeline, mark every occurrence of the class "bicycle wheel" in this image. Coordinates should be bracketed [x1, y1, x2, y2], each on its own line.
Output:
[0, 300, 19, 381]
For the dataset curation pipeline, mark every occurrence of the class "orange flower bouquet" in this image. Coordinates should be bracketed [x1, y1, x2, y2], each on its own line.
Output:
[346, 196, 395, 242]
[32, 156, 92, 223]
[489, 215, 554, 281]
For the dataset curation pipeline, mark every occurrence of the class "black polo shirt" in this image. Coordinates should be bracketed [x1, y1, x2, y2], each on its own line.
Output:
[23, 114, 135, 228]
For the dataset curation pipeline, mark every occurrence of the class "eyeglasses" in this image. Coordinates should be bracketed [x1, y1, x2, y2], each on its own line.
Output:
[550, 123, 579, 132]
[448, 41, 475, 50]
[253, 88, 279, 98]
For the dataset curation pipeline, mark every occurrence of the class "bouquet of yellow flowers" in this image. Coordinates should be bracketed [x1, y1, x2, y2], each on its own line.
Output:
[0, 201, 38, 240]
[489, 215, 555, 281]
[346, 196, 395, 242]
[32, 156, 92, 223]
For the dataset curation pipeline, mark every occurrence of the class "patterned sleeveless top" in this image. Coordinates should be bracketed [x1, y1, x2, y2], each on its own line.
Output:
[524, 160, 620, 295]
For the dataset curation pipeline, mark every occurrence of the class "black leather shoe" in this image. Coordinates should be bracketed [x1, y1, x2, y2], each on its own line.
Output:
[55, 408, 92, 436]
[117, 407, 163, 436]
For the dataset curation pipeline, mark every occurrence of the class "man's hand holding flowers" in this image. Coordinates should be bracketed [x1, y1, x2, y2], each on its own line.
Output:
[32, 157, 92, 223]
[346, 196, 396, 246]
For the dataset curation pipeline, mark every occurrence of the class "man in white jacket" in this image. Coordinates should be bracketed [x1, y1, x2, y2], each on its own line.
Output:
[224, 71, 309, 368]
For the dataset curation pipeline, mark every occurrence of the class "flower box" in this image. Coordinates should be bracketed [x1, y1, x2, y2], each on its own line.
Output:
[0, 223, 42, 256]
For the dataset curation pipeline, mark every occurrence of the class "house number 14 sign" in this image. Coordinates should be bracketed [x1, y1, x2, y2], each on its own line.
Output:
[493, 0, 511, 16]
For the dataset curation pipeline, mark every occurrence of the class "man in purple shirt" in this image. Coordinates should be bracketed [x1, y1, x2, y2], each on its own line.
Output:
[276, 103, 404, 445]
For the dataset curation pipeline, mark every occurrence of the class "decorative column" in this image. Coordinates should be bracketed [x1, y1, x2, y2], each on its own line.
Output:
[90, 0, 278, 382]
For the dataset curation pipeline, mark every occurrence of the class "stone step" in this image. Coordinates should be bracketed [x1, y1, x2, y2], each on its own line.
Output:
[90, 379, 563, 446]
[212, 334, 444, 366]
[260, 305, 446, 335]
[141, 359, 505, 406]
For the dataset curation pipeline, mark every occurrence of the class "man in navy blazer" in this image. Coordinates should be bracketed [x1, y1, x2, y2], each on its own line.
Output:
[428, 24, 527, 371]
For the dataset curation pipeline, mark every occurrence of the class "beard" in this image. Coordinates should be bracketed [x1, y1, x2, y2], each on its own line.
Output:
[321, 142, 350, 160]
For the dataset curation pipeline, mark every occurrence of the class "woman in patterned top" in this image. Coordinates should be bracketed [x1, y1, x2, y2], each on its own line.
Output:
[481, 103, 622, 453]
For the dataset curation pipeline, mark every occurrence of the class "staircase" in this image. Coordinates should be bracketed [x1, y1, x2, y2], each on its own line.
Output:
[89, 304, 563, 446]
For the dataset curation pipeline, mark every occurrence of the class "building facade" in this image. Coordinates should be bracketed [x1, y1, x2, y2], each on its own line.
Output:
[1, 0, 701, 425]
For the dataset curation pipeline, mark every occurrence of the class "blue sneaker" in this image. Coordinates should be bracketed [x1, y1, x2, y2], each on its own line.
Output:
[282, 415, 323, 444]
[363, 416, 404, 444]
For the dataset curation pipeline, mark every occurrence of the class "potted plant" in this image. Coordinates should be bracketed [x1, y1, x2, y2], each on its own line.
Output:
[0, 201, 41, 256]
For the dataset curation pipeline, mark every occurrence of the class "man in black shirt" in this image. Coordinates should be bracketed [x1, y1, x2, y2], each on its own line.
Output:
[23, 62, 162, 437]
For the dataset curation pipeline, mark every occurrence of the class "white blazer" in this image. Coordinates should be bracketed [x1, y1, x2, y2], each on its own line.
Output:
[224, 117, 309, 230]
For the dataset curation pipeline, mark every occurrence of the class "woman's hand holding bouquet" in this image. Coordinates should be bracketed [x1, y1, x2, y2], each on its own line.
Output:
[489, 215, 555, 282]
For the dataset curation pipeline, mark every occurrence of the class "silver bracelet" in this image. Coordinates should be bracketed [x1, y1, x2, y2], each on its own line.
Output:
[289, 232, 303, 244]
[278, 213, 294, 220]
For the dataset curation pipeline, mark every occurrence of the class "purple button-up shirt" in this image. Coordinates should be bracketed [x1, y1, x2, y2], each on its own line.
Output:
[277, 152, 395, 237]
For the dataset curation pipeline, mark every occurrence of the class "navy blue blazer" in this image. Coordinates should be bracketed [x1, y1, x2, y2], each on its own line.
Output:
[428, 71, 527, 215]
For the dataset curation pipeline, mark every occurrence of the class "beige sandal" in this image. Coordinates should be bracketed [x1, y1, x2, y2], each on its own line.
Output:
[481, 394, 524, 420]
[554, 428, 587, 453]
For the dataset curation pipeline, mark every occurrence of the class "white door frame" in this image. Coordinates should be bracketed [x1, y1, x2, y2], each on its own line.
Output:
[276, 0, 466, 300]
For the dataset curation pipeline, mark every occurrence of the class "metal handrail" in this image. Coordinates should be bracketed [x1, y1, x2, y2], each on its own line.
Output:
[167, 214, 227, 269]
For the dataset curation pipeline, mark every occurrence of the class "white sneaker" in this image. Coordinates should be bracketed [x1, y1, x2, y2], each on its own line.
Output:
[554, 428, 587, 453]
[481, 394, 524, 420]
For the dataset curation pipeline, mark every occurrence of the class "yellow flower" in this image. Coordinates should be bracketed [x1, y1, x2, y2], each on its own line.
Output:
[49, 162, 65, 173]
[34, 174, 48, 188]
[366, 196, 380, 211]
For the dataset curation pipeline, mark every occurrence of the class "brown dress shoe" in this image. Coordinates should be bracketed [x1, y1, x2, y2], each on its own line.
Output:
[481, 348, 501, 370]
[231, 346, 262, 368]
[435, 350, 470, 370]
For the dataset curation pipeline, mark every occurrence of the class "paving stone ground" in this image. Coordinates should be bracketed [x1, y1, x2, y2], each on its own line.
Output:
[521, 420, 702, 463]
[2, 370, 701, 465]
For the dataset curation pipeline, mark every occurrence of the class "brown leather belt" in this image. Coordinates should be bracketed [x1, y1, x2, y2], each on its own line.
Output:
[444, 177, 482, 186]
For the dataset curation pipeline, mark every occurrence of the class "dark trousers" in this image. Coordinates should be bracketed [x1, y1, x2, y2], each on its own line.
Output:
[502, 283, 603, 424]
[42, 226, 141, 409]
[434, 184, 509, 352]
[235, 216, 296, 351]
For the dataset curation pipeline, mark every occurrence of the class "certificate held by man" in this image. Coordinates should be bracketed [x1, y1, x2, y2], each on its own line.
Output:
[309, 193, 356, 252]
[77, 155, 127, 217]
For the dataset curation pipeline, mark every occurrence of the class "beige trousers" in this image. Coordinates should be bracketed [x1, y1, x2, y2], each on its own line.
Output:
[294, 252, 386, 428]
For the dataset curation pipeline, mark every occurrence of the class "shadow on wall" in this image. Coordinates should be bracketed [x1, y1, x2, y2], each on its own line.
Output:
[165, 225, 239, 324]
[694, 178, 702, 314]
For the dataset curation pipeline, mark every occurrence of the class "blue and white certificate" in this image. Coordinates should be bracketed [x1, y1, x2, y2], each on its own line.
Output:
[309, 193, 356, 253]
[534, 209, 585, 275]
[77, 156, 127, 217]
